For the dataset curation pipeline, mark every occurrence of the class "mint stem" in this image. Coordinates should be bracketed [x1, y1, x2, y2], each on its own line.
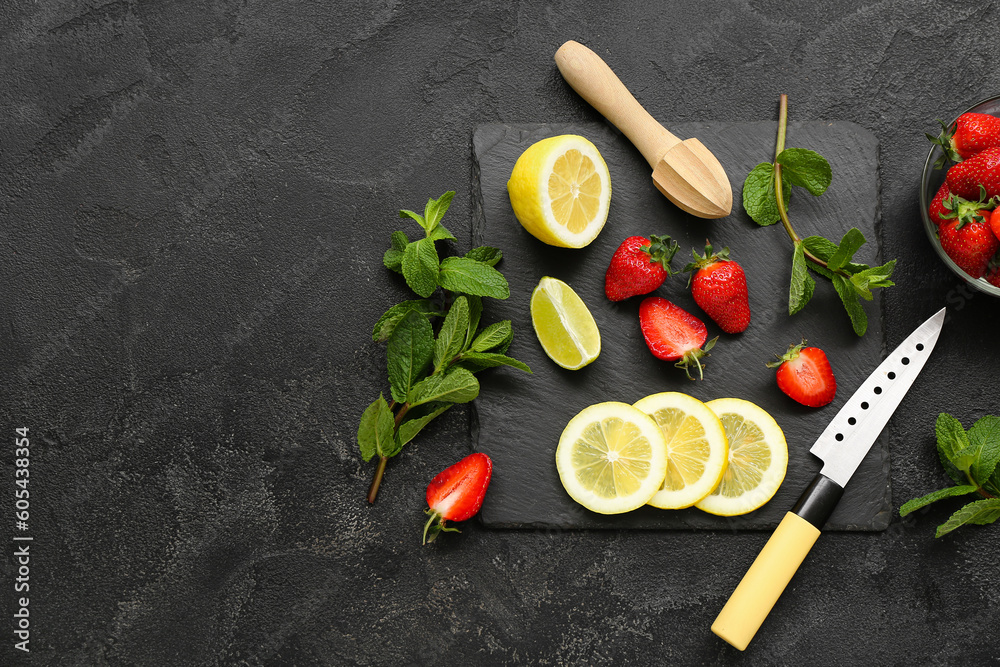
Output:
[771, 95, 846, 275]
[367, 402, 412, 504]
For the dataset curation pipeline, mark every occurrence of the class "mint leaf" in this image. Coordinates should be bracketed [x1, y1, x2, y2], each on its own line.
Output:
[775, 147, 832, 196]
[383, 231, 409, 273]
[802, 235, 866, 273]
[402, 237, 440, 298]
[850, 260, 896, 300]
[427, 224, 456, 242]
[742, 162, 789, 226]
[357, 394, 395, 462]
[471, 320, 512, 352]
[387, 310, 434, 403]
[433, 296, 470, 373]
[372, 299, 445, 343]
[465, 295, 483, 348]
[900, 484, 978, 517]
[409, 368, 480, 407]
[936, 498, 1000, 537]
[424, 191, 455, 232]
[397, 403, 452, 447]
[465, 246, 502, 266]
[399, 209, 427, 231]
[832, 273, 867, 336]
[460, 352, 531, 374]
[937, 412, 972, 484]
[827, 228, 866, 272]
[967, 415, 1000, 484]
[438, 256, 510, 299]
[789, 242, 815, 315]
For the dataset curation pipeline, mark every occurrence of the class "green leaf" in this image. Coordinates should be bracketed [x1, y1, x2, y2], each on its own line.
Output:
[937, 412, 972, 484]
[775, 147, 832, 196]
[465, 246, 503, 266]
[387, 310, 435, 403]
[899, 484, 978, 517]
[827, 228, 866, 272]
[357, 394, 395, 462]
[437, 256, 510, 299]
[742, 162, 790, 226]
[433, 296, 470, 373]
[383, 231, 409, 273]
[372, 299, 446, 342]
[832, 273, 867, 336]
[397, 403, 452, 447]
[459, 351, 532, 374]
[789, 242, 815, 315]
[424, 190, 455, 232]
[935, 498, 1000, 537]
[408, 368, 480, 407]
[465, 295, 483, 348]
[850, 260, 896, 300]
[967, 415, 1000, 484]
[802, 235, 866, 273]
[427, 223, 456, 242]
[470, 320, 512, 352]
[402, 237, 440, 298]
[399, 209, 428, 231]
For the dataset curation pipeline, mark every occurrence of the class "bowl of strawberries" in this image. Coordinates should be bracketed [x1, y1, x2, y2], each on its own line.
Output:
[921, 95, 1000, 294]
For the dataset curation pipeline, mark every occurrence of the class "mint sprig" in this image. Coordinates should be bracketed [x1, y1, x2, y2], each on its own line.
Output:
[359, 191, 531, 504]
[742, 95, 896, 336]
[901, 413, 1000, 537]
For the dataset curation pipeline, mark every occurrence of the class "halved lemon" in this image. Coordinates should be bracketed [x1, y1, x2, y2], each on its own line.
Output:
[507, 134, 611, 248]
[633, 392, 729, 509]
[556, 402, 668, 514]
[530, 276, 600, 370]
[694, 398, 788, 516]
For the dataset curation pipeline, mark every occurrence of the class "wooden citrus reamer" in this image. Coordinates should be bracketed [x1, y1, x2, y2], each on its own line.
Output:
[554, 41, 733, 219]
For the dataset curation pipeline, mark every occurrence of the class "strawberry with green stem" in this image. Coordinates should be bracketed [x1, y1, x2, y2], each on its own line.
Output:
[946, 146, 1000, 200]
[767, 340, 837, 408]
[927, 113, 1000, 164]
[605, 234, 680, 301]
[423, 452, 492, 544]
[684, 242, 751, 334]
[639, 297, 716, 380]
[937, 191, 999, 279]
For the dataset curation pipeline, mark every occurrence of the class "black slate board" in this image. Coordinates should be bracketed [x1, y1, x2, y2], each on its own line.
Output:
[471, 121, 888, 531]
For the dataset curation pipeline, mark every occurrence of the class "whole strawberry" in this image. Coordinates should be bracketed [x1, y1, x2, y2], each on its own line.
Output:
[423, 452, 492, 544]
[639, 297, 716, 380]
[767, 341, 836, 408]
[605, 234, 679, 301]
[938, 211, 998, 279]
[928, 113, 1000, 163]
[987, 266, 1000, 288]
[683, 242, 750, 334]
[990, 207, 1000, 243]
[928, 182, 952, 227]
[945, 146, 1000, 200]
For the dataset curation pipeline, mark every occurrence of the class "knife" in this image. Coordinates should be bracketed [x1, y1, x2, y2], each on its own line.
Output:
[712, 307, 946, 651]
[553, 41, 733, 219]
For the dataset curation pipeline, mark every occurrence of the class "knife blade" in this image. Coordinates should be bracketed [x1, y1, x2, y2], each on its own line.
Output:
[711, 307, 946, 651]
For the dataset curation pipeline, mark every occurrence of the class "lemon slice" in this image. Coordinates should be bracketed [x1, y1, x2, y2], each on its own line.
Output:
[507, 134, 612, 248]
[694, 398, 788, 516]
[556, 402, 668, 514]
[633, 392, 729, 509]
[530, 276, 600, 370]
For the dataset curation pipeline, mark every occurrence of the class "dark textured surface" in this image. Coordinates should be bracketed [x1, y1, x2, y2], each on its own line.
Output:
[472, 121, 888, 531]
[3, 1, 1000, 665]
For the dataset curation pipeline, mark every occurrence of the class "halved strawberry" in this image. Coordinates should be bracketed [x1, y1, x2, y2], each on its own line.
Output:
[639, 297, 716, 380]
[767, 341, 836, 408]
[423, 452, 492, 544]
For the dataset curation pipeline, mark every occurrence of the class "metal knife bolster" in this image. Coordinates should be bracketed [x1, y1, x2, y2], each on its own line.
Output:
[809, 308, 946, 489]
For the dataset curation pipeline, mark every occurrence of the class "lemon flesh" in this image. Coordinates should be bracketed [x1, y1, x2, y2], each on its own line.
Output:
[556, 402, 668, 514]
[633, 392, 729, 509]
[507, 135, 611, 248]
[695, 398, 788, 516]
[530, 277, 600, 370]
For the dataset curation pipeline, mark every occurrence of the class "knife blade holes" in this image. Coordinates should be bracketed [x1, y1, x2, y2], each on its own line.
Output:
[902, 357, 910, 365]
[848, 417, 856, 425]
[835, 433, 844, 441]
[861, 401, 869, 410]
[874, 386, 882, 394]
[916, 343, 924, 351]
[888, 372, 896, 380]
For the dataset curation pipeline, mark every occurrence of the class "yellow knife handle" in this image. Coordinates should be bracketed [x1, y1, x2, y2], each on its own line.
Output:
[712, 474, 844, 651]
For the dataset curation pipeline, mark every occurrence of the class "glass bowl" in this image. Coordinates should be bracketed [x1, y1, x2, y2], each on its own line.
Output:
[919, 94, 1000, 296]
